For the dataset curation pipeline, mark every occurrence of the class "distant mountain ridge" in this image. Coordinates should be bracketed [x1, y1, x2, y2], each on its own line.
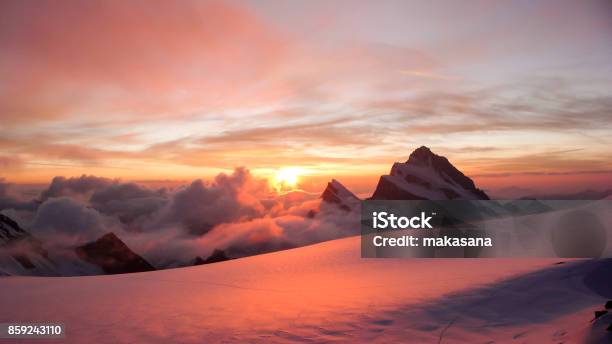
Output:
[370, 146, 489, 200]
[1, 213, 155, 276]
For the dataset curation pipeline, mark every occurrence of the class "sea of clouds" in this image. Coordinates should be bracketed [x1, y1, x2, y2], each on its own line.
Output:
[0, 168, 359, 267]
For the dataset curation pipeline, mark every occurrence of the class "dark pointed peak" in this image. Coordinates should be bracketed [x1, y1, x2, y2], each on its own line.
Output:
[411, 145, 434, 155]
[321, 179, 359, 203]
[79, 232, 129, 253]
[407, 146, 437, 164]
[76, 231, 155, 274]
[98, 232, 120, 242]
[321, 179, 359, 211]
[326, 179, 343, 191]
[407, 146, 486, 196]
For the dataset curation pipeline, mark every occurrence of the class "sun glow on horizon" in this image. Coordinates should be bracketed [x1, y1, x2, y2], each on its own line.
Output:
[272, 167, 303, 192]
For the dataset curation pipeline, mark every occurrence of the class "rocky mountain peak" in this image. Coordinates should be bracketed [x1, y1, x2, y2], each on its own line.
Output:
[407, 146, 436, 165]
[371, 146, 489, 200]
[75, 232, 155, 274]
[321, 179, 360, 211]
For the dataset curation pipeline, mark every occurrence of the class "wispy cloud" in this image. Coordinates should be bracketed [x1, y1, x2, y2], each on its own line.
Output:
[0, 0, 610, 193]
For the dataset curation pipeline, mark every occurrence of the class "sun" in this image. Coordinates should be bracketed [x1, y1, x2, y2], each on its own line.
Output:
[272, 167, 302, 192]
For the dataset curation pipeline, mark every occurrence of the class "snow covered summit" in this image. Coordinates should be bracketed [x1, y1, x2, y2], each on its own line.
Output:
[370, 146, 489, 200]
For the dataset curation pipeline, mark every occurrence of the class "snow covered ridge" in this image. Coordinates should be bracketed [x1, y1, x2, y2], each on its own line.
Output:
[370, 146, 489, 200]
[319, 146, 491, 206]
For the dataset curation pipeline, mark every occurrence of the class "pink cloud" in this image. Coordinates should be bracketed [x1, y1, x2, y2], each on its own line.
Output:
[0, 0, 291, 123]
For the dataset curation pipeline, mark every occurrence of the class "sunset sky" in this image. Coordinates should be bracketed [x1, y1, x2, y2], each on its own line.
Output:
[1, 0, 611, 196]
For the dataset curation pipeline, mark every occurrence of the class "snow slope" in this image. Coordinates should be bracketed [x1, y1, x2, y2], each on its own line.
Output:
[0, 236, 610, 343]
